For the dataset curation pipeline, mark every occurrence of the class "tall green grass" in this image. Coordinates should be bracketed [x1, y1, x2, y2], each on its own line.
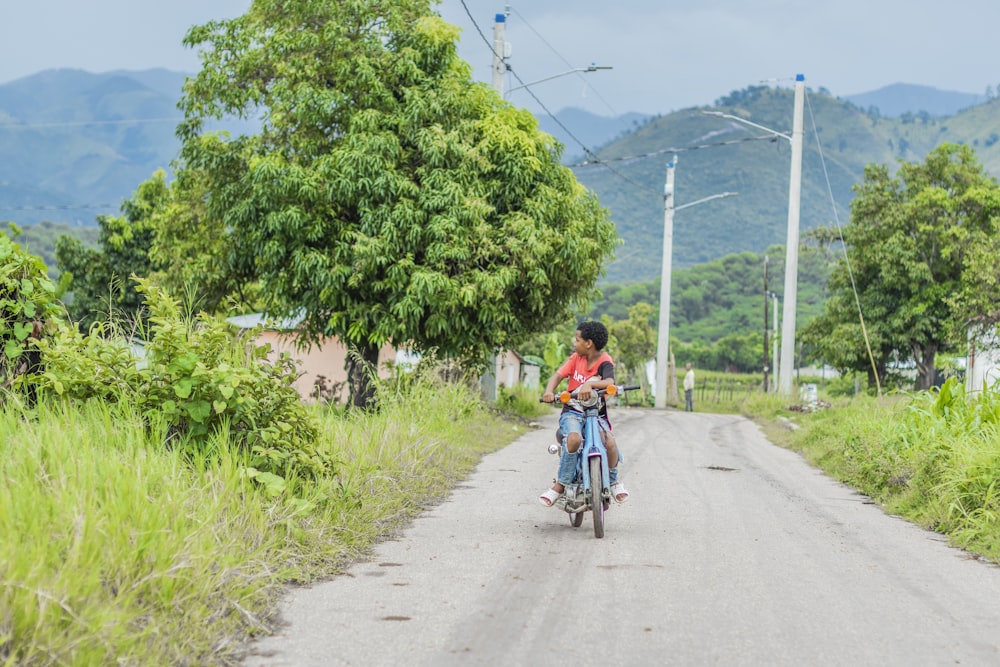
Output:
[0, 376, 521, 665]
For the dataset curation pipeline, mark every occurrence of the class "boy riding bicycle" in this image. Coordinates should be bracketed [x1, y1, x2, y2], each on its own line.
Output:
[539, 321, 630, 507]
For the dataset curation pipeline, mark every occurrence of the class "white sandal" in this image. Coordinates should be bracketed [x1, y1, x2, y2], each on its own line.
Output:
[610, 481, 629, 504]
[539, 488, 563, 507]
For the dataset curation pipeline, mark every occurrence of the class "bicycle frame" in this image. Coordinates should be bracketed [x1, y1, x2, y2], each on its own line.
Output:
[576, 400, 610, 504]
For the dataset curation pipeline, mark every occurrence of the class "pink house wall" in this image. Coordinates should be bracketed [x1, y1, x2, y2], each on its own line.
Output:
[255, 330, 396, 403]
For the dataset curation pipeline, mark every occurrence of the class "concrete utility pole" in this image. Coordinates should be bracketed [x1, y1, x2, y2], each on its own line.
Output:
[772, 292, 780, 391]
[481, 10, 509, 402]
[763, 256, 769, 393]
[654, 158, 677, 409]
[777, 74, 805, 396]
[654, 160, 737, 409]
[491, 12, 507, 95]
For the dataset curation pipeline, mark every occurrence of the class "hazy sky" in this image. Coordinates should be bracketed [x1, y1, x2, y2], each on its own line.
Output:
[2, 0, 998, 116]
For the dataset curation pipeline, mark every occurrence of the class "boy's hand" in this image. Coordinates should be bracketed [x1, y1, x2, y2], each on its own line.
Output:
[542, 391, 555, 403]
[577, 382, 593, 401]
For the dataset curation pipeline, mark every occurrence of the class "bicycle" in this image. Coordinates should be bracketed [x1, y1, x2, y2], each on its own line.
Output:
[543, 384, 639, 538]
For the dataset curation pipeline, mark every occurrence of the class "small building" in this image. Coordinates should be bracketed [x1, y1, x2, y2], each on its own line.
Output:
[496, 349, 541, 390]
[967, 339, 1000, 395]
[226, 312, 400, 403]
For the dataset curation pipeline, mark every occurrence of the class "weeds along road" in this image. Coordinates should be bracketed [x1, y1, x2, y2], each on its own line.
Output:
[243, 408, 1000, 667]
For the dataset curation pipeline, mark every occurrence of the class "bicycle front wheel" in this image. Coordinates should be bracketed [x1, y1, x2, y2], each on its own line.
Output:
[590, 456, 605, 538]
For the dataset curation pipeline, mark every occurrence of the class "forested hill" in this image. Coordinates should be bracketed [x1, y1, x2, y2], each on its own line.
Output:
[0, 69, 188, 226]
[3, 70, 1000, 286]
[577, 86, 1000, 283]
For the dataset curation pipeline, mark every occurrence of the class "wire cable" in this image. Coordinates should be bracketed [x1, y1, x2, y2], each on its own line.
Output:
[508, 6, 618, 117]
[0, 117, 182, 130]
[568, 133, 782, 169]
[457, 0, 655, 195]
[0, 203, 117, 212]
[804, 88, 882, 397]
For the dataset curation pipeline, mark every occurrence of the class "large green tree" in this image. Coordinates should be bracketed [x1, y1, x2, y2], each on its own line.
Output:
[804, 143, 1000, 390]
[604, 302, 656, 391]
[56, 172, 169, 332]
[148, 168, 260, 315]
[175, 0, 616, 408]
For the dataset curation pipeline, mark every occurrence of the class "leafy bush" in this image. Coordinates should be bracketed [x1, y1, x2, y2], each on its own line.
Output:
[497, 383, 548, 419]
[0, 231, 64, 401]
[31, 280, 326, 481]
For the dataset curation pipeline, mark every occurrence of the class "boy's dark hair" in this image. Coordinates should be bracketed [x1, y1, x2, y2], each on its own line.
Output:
[577, 321, 609, 351]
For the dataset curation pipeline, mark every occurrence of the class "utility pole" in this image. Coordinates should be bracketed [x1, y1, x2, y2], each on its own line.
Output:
[763, 256, 769, 393]
[777, 74, 805, 396]
[654, 161, 736, 408]
[655, 158, 677, 409]
[491, 12, 507, 95]
[772, 293, 780, 391]
[481, 10, 509, 402]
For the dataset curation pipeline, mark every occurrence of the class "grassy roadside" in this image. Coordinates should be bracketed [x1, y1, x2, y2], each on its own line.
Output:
[739, 384, 1000, 564]
[0, 380, 536, 666]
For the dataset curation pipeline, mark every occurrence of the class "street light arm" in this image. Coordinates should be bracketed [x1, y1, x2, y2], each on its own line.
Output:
[701, 110, 791, 143]
[507, 65, 612, 94]
[675, 191, 738, 212]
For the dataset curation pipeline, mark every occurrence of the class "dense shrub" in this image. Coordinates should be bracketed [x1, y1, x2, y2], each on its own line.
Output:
[0, 232, 64, 401]
[30, 280, 326, 481]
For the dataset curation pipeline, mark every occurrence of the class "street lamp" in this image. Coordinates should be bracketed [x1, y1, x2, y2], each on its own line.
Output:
[482, 12, 612, 402]
[701, 73, 805, 396]
[654, 156, 738, 409]
[492, 13, 611, 98]
[506, 65, 614, 96]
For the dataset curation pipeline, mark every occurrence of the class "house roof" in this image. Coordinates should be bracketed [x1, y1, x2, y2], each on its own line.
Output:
[226, 311, 305, 331]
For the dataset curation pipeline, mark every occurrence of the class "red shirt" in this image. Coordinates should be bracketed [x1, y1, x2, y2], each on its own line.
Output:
[558, 352, 614, 391]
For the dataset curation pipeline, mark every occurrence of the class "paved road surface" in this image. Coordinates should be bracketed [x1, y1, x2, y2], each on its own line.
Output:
[242, 408, 1000, 666]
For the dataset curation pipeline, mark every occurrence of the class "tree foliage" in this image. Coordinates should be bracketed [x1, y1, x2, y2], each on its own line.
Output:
[804, 143, 1000, 390]
[604, 302, 656, 389]
[175, 0, 616, 408]
[148, 168, 260, 315]
[55, 172, 169, 331]
[0, 232, 63, 400]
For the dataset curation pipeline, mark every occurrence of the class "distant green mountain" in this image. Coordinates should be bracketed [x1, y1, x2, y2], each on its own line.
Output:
[844, 82, 984, 118]
[4, 69, 1000, 288]
[535, 107, 652, 163]
[576, 85, 1000, 283]
[0, 69, 186, 226]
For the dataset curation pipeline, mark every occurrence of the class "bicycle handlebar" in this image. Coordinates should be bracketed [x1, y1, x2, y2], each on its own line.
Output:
[538, 383, 641, 403]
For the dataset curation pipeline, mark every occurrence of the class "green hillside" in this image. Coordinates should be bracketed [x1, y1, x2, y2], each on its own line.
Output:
[576, 86, 1000, 283]
[590, 244, 834, 345]
[5, 71, 1000, 288]
[0, 69, 185, 226]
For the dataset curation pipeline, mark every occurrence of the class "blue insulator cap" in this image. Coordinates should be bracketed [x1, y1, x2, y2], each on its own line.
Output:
[795, 73, 805, 81]
[667, 161, 675, 168]
[495, 13, 506, 22]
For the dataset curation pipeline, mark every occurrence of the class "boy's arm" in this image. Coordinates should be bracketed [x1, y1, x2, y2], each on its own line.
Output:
[542, 371, 565, 403]
[577, 362, 615, 400]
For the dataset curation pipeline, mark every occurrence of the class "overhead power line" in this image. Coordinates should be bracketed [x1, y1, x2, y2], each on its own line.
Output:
[568, 134, 783, 169]
[458, 0, 656, 195]
[508, 6, 618, 117]
[0, 203, 117, 212]
[0, 117, 183, 130]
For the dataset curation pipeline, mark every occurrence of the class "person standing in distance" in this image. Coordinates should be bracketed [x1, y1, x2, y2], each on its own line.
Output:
[683, 363, 695, 412]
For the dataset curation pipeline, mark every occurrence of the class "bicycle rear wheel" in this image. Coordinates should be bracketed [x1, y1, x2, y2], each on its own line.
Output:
[589, 456, 605, 538]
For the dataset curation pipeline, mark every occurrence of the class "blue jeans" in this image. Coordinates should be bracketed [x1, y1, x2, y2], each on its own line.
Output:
[555, 410, 620, 485]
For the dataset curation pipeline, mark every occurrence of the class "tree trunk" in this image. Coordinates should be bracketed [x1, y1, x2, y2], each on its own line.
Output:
[912, 342, 939, 391]
[345, 342, 381, 410]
